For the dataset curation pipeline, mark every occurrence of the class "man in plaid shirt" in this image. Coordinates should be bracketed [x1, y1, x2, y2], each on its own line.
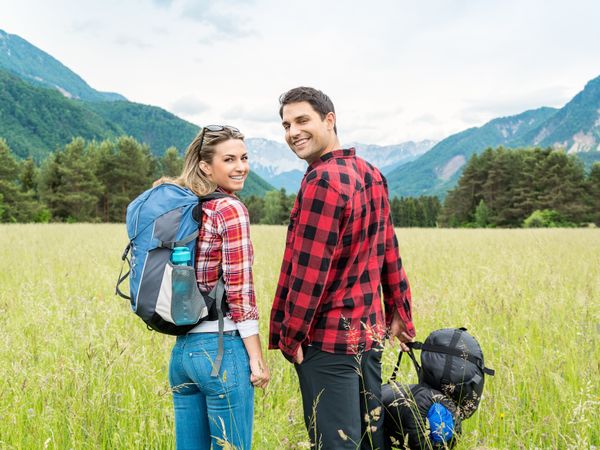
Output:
[269, 86, 415, 449]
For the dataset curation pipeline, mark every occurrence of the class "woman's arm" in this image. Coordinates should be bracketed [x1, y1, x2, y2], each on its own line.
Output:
[242, 334, 270, 389]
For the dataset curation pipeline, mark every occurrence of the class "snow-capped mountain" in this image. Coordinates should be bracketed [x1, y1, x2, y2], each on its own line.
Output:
[246, 138, 436, 192]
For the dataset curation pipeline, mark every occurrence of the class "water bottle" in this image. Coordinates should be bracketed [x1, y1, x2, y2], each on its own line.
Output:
[171, 246, 191, 266]
[170, 246, 199, 325]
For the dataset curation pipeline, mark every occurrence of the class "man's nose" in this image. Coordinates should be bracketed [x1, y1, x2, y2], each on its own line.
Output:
[289, 123, 301, 136]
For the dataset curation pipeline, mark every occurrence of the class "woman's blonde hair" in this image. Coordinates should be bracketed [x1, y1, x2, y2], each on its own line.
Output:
[154, 126, 245, 196]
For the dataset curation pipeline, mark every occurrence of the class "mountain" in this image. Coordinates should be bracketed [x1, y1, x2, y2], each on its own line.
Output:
[0, 67, 201, 160]
[517, 75, 600, 152]
[84, 100, 199, 153]
[387, 75, 600, 197]
[0, 68, 120, 160]
[246, 138, 436, 192]
[245, 138, 307, 192]
[0, 29, 276, 197]
[350, 140, 436, 174]
[0, 29, 125, 102]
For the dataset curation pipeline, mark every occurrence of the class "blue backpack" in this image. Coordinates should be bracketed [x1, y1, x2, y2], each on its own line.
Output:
[116, 183, 230, 376]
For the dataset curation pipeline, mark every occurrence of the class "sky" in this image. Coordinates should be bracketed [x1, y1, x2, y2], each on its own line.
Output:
[2, 0, 600, 146]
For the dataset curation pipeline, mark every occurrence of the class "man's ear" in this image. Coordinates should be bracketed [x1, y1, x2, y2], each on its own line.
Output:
[325, 111, 336, 131]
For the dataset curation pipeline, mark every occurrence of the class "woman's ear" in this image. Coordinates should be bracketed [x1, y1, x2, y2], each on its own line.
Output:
[199, 161, 212, 178]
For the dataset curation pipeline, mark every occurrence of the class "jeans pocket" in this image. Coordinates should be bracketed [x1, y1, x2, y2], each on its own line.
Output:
[189, 348, 239, 395]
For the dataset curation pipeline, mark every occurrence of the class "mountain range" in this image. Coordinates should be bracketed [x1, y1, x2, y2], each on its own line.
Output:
[387, 76, 600, 197]
[245, 138, 436, 192]
[1, 27, 599, 198]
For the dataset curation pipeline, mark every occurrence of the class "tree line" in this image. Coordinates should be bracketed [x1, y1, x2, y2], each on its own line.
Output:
[10, 136, 595, 228]
[0, 136, 442, 226]
[439, 146, 600, 227]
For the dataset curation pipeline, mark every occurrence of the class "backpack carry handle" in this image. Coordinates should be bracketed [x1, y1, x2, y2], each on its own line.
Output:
[115, 242, 132, 301]
[389, 343, 421, 382]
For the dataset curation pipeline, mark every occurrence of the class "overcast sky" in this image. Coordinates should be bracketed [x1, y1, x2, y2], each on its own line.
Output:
[2, 0, 600, 146]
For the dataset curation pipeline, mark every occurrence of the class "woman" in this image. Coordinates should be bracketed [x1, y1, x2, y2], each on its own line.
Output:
[161, 125, 270, 450]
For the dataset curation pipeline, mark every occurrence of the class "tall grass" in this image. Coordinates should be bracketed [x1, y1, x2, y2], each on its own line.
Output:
[0, 225, 598, 449]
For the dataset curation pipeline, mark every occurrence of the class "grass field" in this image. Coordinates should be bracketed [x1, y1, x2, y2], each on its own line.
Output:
[0, 224, 598, 449]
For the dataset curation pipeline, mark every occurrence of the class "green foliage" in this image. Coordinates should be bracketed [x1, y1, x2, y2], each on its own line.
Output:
[474, 199, 490, 227]
[93, 137, 156, 222]
[0, 68, 121, 160]
[38, 138, 103, 221]
[523, 209, 574, 228]
[390, 196, 441, 227]
[160, 147, 183, 177]
[0, 67, 198, 160]
[0, 138, 44, 222]
[440, 147, 594, 228]
[84, 101, 199, 155]
[587, 163, 600, 226]
[0, 136, 274, 223]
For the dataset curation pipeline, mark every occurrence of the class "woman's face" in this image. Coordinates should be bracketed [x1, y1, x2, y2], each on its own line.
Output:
[201, 138, 249, 193]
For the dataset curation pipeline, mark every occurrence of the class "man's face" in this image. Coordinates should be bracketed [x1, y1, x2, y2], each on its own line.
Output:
[281, 101, 336, 164]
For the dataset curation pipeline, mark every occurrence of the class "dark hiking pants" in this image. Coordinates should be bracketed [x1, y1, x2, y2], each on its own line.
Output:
[294, 346, 384, 449]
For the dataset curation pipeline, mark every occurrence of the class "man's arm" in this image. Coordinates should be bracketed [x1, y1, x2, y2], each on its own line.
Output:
[380, 193, 415, 340]
[277, 178, 346, 362]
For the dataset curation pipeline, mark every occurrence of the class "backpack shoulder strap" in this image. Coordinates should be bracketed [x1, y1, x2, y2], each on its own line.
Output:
[195, 191, 235, 377]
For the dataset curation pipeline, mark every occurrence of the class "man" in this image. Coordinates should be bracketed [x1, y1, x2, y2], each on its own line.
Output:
[269, 86, 415, 449]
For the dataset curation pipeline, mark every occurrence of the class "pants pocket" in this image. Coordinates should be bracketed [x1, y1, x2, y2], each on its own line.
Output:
[189, 348, 240, 395]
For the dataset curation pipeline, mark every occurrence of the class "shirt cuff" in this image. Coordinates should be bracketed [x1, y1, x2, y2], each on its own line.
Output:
[278, 339, 299, 363]
[235, 319, 259, 338]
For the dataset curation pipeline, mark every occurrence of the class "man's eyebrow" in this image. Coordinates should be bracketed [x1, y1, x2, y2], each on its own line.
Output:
[283, 114, 310, 125]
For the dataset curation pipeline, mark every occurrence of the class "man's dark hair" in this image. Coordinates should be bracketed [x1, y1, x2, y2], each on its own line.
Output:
[279, 86, 337, 134]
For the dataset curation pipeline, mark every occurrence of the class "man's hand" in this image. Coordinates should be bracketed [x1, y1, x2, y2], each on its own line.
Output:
[294, 346, 304, 364]
[390, 309, 414, 352]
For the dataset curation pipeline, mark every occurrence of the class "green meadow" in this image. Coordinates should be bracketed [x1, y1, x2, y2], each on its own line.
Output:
[0, 225, 598, 449]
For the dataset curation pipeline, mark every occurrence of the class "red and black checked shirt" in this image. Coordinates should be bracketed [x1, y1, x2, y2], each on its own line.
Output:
[195, 189, 258, 322]
[269, 148, 414, 361]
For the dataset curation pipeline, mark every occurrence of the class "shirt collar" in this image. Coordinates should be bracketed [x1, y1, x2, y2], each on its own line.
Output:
[307, 148, 356, 172]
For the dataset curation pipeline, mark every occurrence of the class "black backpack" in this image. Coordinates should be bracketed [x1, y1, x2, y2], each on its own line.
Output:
[412, 327, 495, 419]
[382, 382, 461, 449]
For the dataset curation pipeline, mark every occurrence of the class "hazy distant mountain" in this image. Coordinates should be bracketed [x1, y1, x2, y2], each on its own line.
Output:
[387, 75, 600, 197]
[0, 29, 125, 102]
[350, 140, 437, 174]
[246, 138, 436, 192]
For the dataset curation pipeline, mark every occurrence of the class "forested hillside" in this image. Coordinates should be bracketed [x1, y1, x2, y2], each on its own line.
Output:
[440, 147, 600, 227]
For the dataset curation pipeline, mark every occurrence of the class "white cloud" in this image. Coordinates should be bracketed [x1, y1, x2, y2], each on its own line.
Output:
[1, 0, 599, 145]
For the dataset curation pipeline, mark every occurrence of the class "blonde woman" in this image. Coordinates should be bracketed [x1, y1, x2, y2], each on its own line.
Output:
[161, 125, 269, 450]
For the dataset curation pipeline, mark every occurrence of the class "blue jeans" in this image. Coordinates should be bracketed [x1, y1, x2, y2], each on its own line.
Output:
[169, 332, 254, 450]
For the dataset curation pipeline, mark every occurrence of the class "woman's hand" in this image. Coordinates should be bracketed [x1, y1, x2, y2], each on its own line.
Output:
[249, 356, 270, 389]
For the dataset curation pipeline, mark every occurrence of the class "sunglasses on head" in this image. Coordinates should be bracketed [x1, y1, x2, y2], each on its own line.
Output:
[198, 125, 241, 154]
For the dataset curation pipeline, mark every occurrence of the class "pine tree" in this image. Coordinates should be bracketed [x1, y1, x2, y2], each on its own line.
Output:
[533, 150, 588, 224]
[588, 163, 600, 226]
[95, 137, 156, 222]
[0, 139, 22, 222]
[39, 138, 102, 221]
[160, 147, 183, 177]
[261, 190, 285, 224]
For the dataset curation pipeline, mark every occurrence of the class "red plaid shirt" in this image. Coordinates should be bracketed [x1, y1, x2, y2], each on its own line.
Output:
[195, 189, 258, 322]
[269, 149, 415, 361]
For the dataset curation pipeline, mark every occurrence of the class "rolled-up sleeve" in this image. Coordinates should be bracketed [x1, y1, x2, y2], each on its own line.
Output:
[216, 199, 259, 336]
